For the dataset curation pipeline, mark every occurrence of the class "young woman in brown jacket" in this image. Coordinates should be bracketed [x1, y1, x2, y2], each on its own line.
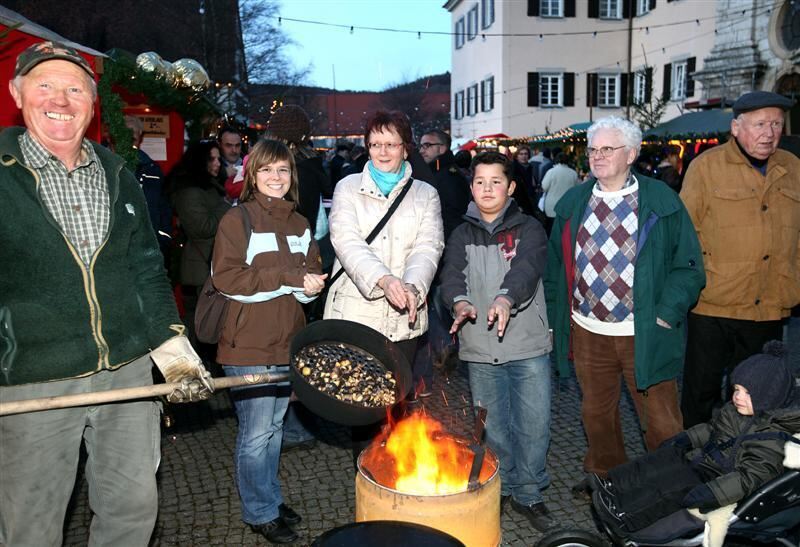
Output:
[211, 139, 326, 544]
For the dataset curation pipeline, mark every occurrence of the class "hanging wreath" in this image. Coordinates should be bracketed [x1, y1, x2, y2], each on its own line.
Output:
[98, 50, 218, 171]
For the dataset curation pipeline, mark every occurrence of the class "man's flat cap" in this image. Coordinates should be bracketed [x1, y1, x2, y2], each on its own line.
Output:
[732, 91, 793, 116]
[14, 41, 95, 79]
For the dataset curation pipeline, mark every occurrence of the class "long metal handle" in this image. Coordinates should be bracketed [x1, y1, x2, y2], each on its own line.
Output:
[0, 372, 290, 416]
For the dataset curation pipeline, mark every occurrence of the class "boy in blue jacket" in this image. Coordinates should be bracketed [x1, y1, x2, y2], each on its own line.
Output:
[440, 151, 556, 532]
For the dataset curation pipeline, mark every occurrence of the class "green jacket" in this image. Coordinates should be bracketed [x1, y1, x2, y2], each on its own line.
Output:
[543, 174, 705, 390]
[0, 127, 180, 386]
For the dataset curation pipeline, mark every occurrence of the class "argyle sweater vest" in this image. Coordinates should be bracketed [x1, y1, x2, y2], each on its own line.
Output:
[574, 181, 639, 323]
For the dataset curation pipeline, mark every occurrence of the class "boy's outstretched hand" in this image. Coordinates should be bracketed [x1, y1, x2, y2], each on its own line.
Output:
[487, 296, 512, 338]
[450, 301, 478, 334]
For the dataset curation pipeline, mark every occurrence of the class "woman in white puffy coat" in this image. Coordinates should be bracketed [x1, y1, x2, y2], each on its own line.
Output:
[324, 110, 444, 389]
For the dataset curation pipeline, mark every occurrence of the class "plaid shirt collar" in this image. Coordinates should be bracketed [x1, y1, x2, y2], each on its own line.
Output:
[19, 131, 100, 175]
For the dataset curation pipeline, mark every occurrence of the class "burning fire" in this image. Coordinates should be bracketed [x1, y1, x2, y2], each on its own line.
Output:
[360, 412, 494, 496]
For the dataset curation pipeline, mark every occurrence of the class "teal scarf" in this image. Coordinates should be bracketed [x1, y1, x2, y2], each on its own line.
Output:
[368, 161, 406, 196]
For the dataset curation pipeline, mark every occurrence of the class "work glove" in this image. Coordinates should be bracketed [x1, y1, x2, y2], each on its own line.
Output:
[660, 431, 692, 451]
[151, 335, 214, 403]
[681, 483, 717, 513]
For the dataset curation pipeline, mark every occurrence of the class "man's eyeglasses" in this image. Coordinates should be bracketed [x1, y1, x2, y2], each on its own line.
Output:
[368, 142, 404, 151]
[257, 167, 291, 177]
[585, 145, 626, 159]
[419, 142, 444, 150]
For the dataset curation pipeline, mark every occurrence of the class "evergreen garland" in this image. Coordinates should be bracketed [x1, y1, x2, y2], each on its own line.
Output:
[98, 53, 218, 171]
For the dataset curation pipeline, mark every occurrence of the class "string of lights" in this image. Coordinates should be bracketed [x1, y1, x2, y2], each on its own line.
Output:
[274, 2, 781, 39]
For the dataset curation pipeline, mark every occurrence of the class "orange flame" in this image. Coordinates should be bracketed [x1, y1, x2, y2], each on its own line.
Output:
[360, 412, 494, 496]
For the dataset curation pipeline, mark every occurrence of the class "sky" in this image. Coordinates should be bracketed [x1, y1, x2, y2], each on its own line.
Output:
[277, 0, 452, 91]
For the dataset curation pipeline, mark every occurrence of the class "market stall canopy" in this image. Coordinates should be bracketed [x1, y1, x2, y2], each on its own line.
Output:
[530, 122, 591, 144]
[477, 133, 510, 140]
[644, 110, 733, 140]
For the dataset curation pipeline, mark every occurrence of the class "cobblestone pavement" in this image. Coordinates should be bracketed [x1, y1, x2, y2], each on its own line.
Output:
[62, 319, 799, 546]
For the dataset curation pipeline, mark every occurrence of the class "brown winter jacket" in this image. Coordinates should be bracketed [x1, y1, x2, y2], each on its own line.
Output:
[680, 139, 800, 321]
[212, 194, 321, 366]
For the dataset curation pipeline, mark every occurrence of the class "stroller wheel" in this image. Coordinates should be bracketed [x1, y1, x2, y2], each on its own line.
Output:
[536, 528, 607, 547]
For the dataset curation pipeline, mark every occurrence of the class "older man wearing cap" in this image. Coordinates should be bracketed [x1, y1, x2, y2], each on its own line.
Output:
[679, 90, 799, 428]
[0, 41, 213, 545]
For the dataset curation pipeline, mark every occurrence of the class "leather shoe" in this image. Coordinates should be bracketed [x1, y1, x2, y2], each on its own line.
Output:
[510, 499, 558, 532]
[279, 503, 302, 526]
[250, 517, 298, 544]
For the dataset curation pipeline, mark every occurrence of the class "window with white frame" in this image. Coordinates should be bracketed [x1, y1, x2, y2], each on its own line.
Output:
[633, 71, 647, 104]
[600, 0, 621, 19]
[672, 61, 687, 100]
[468, 5, 479, 40]
[637, 0, 650, 15]
[455, 17, 465, 49]
[598, 74, 620, 107]
[481, 0, 495, 28]
[540, 0, 563, 17]
[455, 90, 465, 119]
[540, 73, 562, 107]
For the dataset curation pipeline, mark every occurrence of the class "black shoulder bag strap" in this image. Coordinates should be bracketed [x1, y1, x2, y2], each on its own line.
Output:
[328, 177, 414, 287]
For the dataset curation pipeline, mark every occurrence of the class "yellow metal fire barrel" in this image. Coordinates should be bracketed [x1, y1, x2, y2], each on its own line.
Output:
[355, 451, 501, 547]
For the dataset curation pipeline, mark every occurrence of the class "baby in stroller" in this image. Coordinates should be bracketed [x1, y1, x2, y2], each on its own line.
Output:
[591, 341, 800, 537]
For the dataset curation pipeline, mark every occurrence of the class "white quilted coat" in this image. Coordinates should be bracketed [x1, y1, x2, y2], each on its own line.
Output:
[323, 162, 444, 341]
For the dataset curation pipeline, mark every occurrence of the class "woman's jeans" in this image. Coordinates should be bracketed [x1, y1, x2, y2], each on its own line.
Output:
[223, 365, 291, 525]
[467, 354, 552, 505]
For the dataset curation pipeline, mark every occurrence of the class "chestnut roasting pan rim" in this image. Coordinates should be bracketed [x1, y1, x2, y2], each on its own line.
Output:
[290, 319, 412, 426]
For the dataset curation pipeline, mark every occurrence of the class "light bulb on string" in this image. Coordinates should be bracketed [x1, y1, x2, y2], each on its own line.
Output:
[350, 26, 354, 34]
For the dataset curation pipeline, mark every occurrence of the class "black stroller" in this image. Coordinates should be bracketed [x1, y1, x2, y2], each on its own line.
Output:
[537, 468, 800, 547]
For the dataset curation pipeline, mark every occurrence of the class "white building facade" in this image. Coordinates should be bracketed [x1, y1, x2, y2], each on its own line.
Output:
[445, 0, 721, 140]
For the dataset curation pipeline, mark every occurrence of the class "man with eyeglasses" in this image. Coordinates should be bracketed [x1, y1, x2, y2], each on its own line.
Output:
[544, 116, 704, 499]
[415, 129, 470, 387]
[419, 129, 471, 240]
[679, 91, 799, 429]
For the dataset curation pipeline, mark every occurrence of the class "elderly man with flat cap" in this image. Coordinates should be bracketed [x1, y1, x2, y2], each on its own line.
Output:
[0, 41, 213, 545]
[679, 90, 799, 428]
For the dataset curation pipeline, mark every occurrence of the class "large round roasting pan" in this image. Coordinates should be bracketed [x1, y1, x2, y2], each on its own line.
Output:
[312, 520, 466, 546]
[290, 319, 412, 426]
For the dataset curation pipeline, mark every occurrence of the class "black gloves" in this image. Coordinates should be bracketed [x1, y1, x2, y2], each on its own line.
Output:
[682, 484, 717, 513]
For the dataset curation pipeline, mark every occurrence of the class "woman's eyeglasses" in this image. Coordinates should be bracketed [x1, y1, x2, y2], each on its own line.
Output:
[257, 167, 291, 177]
[368, 142, 404, 151]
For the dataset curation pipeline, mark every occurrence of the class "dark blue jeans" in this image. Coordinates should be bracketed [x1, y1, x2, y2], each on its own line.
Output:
[467, 355, 552, 505]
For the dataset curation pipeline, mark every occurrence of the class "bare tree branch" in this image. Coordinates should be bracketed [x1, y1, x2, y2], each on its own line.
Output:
[239, 0, 311, 84]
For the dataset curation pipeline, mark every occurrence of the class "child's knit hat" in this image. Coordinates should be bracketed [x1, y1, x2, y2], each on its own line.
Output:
[730, 341, 793, 413]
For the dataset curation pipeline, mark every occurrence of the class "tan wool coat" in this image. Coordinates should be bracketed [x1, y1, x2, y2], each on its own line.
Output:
[680, 139, 800, 321]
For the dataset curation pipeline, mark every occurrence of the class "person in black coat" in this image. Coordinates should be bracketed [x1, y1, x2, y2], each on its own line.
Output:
[419, 130, 470, 241]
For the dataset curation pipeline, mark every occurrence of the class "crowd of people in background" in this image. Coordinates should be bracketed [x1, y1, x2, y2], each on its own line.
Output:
[1, 40, 798, 547]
